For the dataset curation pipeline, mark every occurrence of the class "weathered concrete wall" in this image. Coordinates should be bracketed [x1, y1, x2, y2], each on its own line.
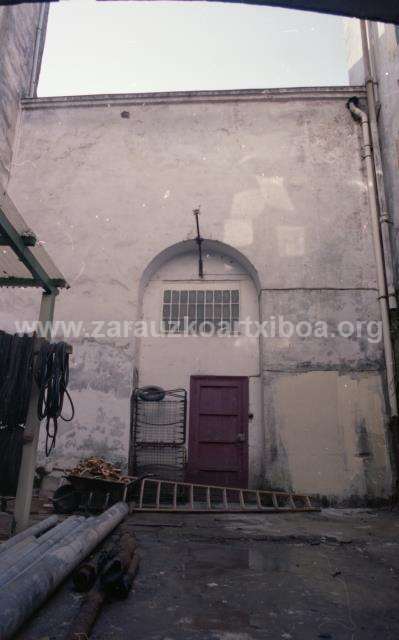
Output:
[0, 3, 45, 189]
[367, 24, 399, 285]
[262, 289, 390, 498]
[4, 87, 392, 500]
[264, 370, 390, 499]
[344, 20, 399, 283]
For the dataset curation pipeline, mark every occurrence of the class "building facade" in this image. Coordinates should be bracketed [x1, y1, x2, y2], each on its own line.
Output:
[2, 86, 394, 503]
[0, 2, 46, 191]
[344, 19, 399, 280]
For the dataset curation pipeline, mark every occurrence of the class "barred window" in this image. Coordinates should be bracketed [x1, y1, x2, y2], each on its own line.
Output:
[162, 289, 239, 334]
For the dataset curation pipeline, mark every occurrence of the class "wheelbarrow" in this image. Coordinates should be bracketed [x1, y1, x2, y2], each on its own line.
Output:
[52, 474, 140, 514]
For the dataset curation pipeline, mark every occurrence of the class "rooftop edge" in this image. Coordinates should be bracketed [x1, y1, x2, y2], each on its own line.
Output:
[21, 86, 367, 110]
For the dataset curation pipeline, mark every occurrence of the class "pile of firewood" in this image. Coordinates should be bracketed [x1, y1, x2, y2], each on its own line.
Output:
[70, 457, 130, 483]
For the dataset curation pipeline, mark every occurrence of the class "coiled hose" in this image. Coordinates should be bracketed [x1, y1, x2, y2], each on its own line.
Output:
[36, 342, 75, 456]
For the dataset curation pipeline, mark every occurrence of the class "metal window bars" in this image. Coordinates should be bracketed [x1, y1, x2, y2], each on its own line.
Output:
[162, 289, 240, 334]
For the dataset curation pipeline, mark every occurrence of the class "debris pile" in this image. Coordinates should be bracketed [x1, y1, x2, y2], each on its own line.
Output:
[70, 457, 130, 483]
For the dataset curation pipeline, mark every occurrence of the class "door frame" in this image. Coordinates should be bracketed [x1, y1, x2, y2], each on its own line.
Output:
[187, 375, 249, 487]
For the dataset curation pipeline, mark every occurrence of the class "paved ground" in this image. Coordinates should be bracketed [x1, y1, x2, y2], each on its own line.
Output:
[17, 508, 399, 640]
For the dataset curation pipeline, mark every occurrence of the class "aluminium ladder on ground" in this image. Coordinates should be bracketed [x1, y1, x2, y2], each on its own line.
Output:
[132, 477, 319, 513]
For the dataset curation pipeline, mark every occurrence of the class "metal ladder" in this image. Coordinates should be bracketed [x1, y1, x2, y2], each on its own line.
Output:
[132, 477, 319, 513]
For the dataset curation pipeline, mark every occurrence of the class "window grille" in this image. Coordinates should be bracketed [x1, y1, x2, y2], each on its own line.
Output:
[162, 289, 239, 334]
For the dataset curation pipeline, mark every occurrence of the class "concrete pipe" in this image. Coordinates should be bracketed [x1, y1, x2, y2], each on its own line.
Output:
[0, 516, 83, 569]
[0, 515, 59, 557]
[1, 517, 91, 588]
[0, 516, 86, 586]
[0, 502, 129, 640]
[0, 536, 37, 567]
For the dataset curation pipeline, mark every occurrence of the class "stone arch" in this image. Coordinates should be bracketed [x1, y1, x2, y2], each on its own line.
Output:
[139, 238, 261, 305]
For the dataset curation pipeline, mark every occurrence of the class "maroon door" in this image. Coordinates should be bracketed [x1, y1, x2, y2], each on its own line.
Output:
[186, 376, 249, 487]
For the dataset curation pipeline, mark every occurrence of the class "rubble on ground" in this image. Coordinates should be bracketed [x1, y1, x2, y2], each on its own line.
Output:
[69, 457, 131, 483]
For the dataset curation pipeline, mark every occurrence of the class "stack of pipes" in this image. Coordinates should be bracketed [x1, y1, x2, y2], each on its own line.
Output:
[0, 502, 128, 639]
[67, 524, 140, 639]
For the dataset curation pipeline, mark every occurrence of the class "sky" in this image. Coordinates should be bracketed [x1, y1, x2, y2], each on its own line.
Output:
[38, 0, 349, 97]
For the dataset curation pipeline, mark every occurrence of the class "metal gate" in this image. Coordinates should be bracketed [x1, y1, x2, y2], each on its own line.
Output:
[129, 388, 187, 480]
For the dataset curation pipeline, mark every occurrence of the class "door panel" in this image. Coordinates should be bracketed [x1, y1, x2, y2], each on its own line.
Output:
[186, 376, 249, 487]
[198, 415, 239, 443]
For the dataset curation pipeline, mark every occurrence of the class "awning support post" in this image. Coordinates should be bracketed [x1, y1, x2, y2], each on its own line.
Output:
[14, 290, 57, 532]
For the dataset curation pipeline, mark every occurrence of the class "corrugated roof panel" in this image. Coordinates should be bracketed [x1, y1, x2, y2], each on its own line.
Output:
[0, 190, 67, 289]
[0, 249, 33, 279]
[0, 191, 35, 237]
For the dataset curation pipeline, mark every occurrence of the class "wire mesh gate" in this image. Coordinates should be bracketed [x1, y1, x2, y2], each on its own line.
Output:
[129, 388, 187, 480]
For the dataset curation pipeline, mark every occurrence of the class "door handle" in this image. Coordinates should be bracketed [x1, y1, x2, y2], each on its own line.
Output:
[236, 433, 245, 443]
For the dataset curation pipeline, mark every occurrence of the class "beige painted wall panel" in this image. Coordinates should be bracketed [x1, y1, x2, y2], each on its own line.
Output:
[264, 371, 391, 499]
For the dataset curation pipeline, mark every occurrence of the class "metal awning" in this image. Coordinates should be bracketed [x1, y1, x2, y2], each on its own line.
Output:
[0, 190, 67, 293]
[0, 192, 68, 534]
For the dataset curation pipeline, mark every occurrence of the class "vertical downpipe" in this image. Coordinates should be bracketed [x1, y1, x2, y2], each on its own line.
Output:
[359, 20, 399, 492]
[360, 21, 397, 309]
[347, 96, 399, 496]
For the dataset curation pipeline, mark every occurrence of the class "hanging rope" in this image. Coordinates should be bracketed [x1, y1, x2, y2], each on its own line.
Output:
[36, 341, 75, 456]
